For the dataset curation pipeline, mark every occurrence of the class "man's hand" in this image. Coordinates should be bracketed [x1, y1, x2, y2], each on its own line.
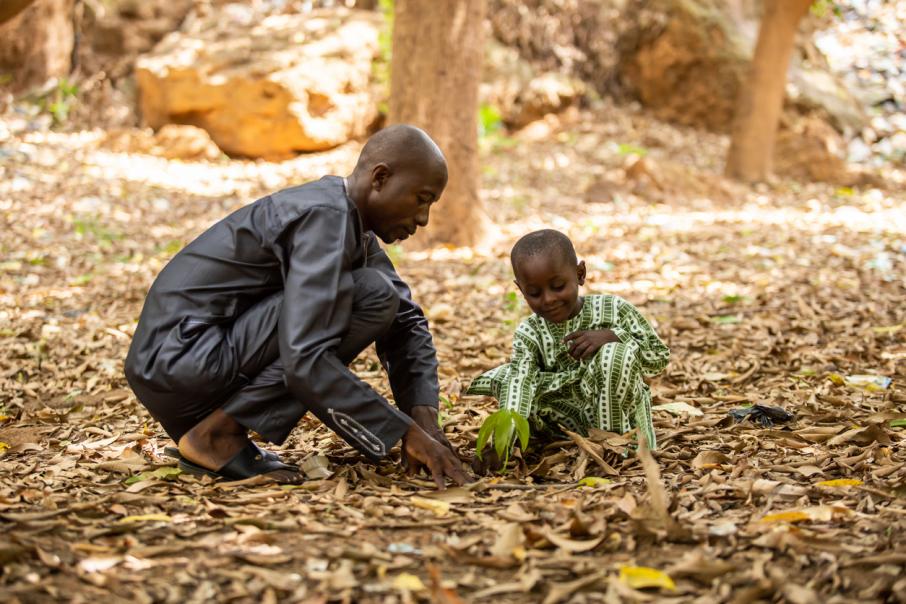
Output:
[411, 405, 456, 454]
[563, 329, 621, 360]
[402, 422, 467, 490]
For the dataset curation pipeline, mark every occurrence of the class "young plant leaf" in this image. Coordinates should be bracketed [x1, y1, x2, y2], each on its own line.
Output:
[513, 412, 530, 451]
[475, 409, 532, 467]
[494, 417, 516, 461]
[475, 412, 497, 460]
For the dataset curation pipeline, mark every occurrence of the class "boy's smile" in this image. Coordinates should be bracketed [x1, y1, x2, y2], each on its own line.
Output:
[514, 255, 586, 323]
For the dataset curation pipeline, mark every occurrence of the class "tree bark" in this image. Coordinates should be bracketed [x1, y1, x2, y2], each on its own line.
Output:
[0, 0, 36, 25]
[388, 0, 489, 248]
[0, 0, 74, 92]
[725, 0, 812, 182]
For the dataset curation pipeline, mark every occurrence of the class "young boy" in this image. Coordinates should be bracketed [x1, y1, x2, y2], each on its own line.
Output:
[467, 229, 669, 466]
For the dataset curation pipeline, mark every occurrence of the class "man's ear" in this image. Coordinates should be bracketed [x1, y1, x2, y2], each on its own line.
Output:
[576, 260, 586, 285]
[513, 279, 524, 295]
[371, 163, 391, 191]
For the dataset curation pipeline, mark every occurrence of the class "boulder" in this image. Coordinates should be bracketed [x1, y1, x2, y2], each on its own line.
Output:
[101, 125, 222, 161]
[135, 6, 381, 159]
[620, 0, 866, 135]
[482, 40, 586, 129]
[774, 115, 847, 183]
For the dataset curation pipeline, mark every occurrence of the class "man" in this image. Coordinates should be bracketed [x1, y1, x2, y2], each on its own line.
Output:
[125, 125, 466, 488]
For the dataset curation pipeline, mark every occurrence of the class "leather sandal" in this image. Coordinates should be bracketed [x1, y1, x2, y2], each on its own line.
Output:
[177, 442, 303, 482]
[164, 443, 297, 469]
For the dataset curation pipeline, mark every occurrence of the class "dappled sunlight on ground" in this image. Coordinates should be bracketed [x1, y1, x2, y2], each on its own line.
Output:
[0, 103, 904, 601]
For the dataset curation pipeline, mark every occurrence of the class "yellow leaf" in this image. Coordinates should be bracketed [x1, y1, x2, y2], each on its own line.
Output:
[760, 511, 811, 524]
[828, 373, 846, 386]
[0, 415, 11, 423]
[0, 441, 8, 453]
[118, 513, 172, 524]
[872, 323, 904, 335]
[578, 477, 612, 488]
[410, 496, 450, 517]
[619, 566, 676, 591]
[759, 506, 852, 524]
[391, 572, 425, 591]
[816, 479, 863, 488]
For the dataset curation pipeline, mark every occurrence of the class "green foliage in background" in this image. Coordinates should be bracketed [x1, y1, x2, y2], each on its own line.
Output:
[810, 0, 842, 18]
[478, 103, 517, 152]
[476, 408, 530, 472]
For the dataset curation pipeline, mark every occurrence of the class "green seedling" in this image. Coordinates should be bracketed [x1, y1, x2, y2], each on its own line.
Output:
[475, 409, 530, 472]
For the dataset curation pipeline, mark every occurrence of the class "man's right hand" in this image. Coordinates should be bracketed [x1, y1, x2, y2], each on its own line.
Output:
[402, 422, 467, 490]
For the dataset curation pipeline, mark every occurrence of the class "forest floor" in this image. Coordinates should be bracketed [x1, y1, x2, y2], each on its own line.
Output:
[0, 101, 904, 603]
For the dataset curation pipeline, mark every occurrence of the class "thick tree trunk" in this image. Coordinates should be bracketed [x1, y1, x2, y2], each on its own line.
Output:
[389, 0, 488, 248]
[0, 0, 37, 25]
[0, 0, 74, 92]
[725, 0, 812, 182]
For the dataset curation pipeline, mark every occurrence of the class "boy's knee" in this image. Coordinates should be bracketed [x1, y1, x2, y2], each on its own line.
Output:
[592, 342, 640, 371]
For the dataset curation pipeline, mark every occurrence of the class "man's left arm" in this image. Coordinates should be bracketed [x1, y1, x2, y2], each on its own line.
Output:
[365, 238, 450, 445]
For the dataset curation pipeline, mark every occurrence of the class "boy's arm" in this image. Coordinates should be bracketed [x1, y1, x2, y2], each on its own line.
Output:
[498, 325, 543, 419]
[610, 298, 670, 377]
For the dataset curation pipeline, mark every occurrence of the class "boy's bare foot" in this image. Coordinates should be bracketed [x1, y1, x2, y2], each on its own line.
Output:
[178, 409, 304, 483]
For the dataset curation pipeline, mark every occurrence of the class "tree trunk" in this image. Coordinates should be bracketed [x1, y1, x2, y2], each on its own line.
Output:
[0, 0, 74, 92]
[389, 0, 488, 248]
[725, 0, 812, 182]
[0, 0, 37, 25]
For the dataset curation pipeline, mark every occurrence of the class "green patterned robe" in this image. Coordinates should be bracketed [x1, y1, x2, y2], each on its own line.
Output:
[467, 294, 669, 449]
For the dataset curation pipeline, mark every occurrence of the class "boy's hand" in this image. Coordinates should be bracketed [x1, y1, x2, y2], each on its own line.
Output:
[402, 422, 467, 490]
[411, 405, 457, 454]
[563, 329, 621, 360]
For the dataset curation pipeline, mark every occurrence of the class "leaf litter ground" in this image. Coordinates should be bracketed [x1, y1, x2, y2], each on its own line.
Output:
[1, 102, 904, 603]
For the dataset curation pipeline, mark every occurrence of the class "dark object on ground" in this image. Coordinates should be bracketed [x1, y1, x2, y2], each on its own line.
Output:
[176, 442, 299, 481]
[729, 404, 795, 427]
[163, 444, 295, 468]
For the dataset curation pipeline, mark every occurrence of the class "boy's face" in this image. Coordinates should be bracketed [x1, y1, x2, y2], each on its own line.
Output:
[364, 162, 447, 243]
[514, 254, 586, 323]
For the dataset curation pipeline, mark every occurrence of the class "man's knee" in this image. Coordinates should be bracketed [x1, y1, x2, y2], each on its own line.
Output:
[352, 268, 400, 326]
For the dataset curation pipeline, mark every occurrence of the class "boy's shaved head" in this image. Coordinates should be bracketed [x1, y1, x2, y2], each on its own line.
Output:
[511, 229, 577, 274]
[353, 124, 447, 177]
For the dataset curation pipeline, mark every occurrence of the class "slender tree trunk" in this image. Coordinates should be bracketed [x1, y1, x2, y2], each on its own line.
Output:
[725, 0, 812, 182]
[389, 0, 488, 248]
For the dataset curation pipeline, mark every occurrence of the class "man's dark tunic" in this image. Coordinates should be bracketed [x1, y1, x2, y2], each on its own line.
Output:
[124, 176, 438, 461]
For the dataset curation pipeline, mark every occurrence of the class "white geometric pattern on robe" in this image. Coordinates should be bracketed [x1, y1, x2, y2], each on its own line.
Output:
[467, 294, 669, 449]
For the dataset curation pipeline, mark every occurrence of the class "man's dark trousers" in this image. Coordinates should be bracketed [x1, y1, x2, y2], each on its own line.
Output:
[127, 268, 399, 444]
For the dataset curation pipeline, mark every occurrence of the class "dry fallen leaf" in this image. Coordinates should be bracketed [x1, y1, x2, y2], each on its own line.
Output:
[619, 566, 677, 591]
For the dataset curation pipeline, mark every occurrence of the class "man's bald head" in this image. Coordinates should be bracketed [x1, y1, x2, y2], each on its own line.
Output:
[347, 125, 448, 244]
[353, 124, 447, 179]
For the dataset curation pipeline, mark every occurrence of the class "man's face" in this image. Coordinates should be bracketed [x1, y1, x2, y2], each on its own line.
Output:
[365, 163, 447, 243]
[514, 254, 586, 324]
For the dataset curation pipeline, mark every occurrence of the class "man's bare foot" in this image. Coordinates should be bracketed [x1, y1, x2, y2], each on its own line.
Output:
[177, 409, 305, 483]
[178, 408, 247, 470]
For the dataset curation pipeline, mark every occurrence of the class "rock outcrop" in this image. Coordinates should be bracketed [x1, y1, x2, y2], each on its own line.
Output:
[482, 40, 586, 129]
[101, 124, 222, 161]
[488, 0, 867, 137]
[135, 6, 381, 159]
[619, 0, 866, 135]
